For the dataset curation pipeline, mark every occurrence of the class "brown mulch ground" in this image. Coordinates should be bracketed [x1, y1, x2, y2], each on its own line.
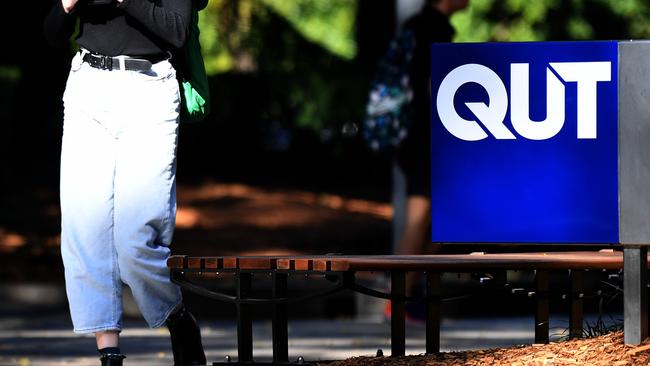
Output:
[0, 180, 393, 280]
[320, 331, 650, 366]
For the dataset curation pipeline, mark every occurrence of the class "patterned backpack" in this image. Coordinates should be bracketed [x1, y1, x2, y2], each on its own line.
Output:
[363, 29, 416, 152]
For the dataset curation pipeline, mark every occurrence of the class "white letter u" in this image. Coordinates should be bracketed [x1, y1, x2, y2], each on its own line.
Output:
[510, 63, 565, 140]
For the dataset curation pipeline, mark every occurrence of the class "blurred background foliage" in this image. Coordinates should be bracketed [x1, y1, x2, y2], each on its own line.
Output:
[199, 0, 358, 75]
[186, 0, 366, 167]
[3, 0, 650, 193]
[452, 0, 650, 42]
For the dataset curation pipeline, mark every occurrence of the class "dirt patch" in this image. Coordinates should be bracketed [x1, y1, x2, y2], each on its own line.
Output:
[319, 331, 650, 366]
[173, 182, 392, 256]
[0, 181, 393, 280]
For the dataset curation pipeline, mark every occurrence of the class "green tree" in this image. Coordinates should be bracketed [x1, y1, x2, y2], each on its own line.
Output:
[199, 0, 357, 75]
[452, 0, 650, 42]
[196, 0, 361, 135]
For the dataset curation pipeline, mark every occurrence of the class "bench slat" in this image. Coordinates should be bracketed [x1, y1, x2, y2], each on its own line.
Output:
[313, 259, 329, 272]
[294, 259, 312, 271]
[319, 253, 626, 272]
[223, 257, 238, 269]
[204, 257, 222, 269]
[168, 252, 644, 272]
[167, 255, 187, 269]
[276, 258, 292, 270]
[238, 257, 277, 270]
[188, 257, 203, 269]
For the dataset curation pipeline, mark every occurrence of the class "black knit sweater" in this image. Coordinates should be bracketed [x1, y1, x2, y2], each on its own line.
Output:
[44, 0, 191, 57]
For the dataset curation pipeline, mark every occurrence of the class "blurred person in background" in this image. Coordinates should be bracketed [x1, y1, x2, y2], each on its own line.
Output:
[392, 0, 469, 320]
[44, 0, 205, 364]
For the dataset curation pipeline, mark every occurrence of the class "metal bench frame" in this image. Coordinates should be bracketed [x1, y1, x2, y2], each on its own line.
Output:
[167, 251, 638, 365]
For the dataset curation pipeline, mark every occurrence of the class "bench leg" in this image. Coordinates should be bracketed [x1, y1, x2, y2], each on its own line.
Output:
[237, 272, 253, 362]
[272, 273, 289, 363]
[624, 246, 648, 345]
[569, 269, 584, 339]
[391, 271, 406, 357]
[534, 270, 549, 344]
[425, 272, 440, 354]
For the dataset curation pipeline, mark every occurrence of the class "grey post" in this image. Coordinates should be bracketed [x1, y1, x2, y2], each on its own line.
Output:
[619, 41, 650, 345]
[624, 247, 648, 344]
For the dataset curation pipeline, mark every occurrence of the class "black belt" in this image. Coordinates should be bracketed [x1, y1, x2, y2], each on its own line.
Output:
[82, 53, 168, 72]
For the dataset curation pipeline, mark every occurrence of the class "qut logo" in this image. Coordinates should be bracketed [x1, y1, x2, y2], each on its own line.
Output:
[436, 62, 612, 141]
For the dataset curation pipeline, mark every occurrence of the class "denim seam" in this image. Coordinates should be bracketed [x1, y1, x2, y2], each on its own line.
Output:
[110, 150, 120, 329]
[161, 161, 172, 238]
[160, 122, 178, 244]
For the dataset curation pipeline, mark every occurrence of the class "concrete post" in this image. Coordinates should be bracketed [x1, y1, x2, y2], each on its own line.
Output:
[624, 246, 648, 344]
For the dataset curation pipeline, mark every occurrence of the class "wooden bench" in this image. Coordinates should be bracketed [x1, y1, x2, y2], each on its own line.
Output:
[167, 251, 637, 365]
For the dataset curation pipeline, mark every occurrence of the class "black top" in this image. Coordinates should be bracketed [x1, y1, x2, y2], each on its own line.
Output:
[44, 0, 191, 57]
[397, 5, 454, 184]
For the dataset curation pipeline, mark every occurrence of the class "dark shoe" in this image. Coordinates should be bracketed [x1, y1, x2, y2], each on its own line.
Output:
[99, 353, 126, 366]
[166, 305, 207, 366]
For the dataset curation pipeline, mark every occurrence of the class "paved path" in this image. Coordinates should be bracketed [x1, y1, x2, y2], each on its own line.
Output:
[0, 312, 602, 366]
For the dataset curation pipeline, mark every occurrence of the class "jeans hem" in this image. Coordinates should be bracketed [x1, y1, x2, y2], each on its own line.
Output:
[73, 325, 122, 334]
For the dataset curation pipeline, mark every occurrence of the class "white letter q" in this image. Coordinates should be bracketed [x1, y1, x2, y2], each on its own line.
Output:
[437, 63, 514, 141]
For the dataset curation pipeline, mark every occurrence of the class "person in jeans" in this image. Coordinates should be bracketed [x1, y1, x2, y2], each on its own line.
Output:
[44, 0, 205, 364]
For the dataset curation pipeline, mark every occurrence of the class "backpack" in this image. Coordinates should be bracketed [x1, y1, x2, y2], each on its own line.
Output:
[175, 0, 210, 123]
[363, 29, 416, 152]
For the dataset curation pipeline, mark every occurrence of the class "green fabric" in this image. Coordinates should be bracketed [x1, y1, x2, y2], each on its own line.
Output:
[179, 6, 210, 123]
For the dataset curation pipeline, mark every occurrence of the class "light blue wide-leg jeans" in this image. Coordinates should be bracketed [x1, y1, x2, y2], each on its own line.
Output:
[60, 52, 183, 333]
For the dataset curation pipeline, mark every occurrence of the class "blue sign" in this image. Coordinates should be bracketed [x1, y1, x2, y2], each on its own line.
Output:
[430, 42, 618, 243]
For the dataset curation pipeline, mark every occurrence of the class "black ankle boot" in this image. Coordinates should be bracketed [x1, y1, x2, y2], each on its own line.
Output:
[99, 350, 126, 366]
[166, 305, 207, 366]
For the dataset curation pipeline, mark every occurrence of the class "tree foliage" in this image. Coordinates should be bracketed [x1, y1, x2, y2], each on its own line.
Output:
[452, 0, 650, 42]
[261, 0, 357, 60]
[194, 0, 362, 137]
[198, 0, 357, 75]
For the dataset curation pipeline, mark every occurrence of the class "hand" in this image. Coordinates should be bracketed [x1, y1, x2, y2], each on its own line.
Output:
[61, 0, 79, 13]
